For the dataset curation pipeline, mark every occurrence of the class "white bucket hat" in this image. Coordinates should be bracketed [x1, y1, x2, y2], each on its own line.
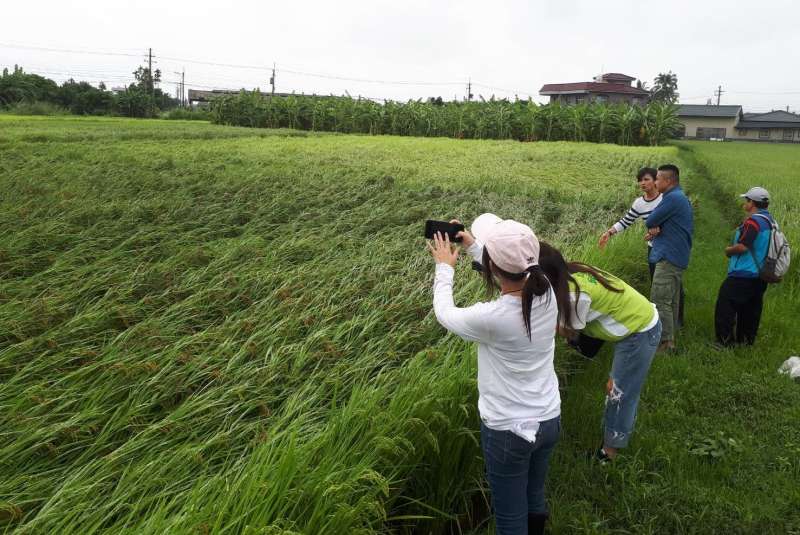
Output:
[471, 213, 540, 274]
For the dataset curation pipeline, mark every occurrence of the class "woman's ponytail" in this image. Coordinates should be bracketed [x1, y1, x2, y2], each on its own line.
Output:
[481, 248, 554, 340]
[538, 242, 578, 335]
[521, 265, 551, 340]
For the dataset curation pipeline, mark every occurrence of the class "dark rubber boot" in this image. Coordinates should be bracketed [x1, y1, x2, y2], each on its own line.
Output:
[528, 513, 548, 535]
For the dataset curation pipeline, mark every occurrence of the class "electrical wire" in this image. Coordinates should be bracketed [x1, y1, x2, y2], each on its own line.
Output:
[0, 42, 141, 58]
[5, 42, 800, 103]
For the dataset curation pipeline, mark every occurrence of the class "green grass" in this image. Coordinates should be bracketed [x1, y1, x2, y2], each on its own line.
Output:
[1, 117, 798, 534]
[677, 140, 799, 246]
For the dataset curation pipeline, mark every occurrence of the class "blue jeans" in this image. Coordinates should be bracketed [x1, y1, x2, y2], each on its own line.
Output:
[604, 320, 661, 448]
[480, 416, 560, 534]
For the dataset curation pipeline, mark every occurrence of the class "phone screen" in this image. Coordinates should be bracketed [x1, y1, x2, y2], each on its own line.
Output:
[424, 220, 464, 242]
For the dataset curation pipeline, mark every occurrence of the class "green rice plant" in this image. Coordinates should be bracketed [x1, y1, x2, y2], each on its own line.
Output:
[2, 117, 798, 534]
[0, 117, 679, 533]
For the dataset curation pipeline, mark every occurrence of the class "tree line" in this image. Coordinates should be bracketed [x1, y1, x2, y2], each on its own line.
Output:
[0, 65, 178, 117]
[211, 92, 681, 146]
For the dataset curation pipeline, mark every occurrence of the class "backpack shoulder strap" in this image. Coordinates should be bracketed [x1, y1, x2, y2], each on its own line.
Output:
[751, 213, 777, 230]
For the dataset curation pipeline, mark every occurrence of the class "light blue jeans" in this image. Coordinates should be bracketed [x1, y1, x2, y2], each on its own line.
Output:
[604, 320, 661, 449]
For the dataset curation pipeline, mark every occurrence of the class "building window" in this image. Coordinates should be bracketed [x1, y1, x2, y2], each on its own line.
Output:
[759, 129, 770, 139]
[596, 95, 608, 104]
[738, 129, 747, 136]
[783, 129, 794, 140]
[576, 95, 586, 104]
[696, 127, 726, 139]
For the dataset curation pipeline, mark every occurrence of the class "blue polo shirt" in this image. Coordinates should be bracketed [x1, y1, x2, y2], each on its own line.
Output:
[646, 185, 694, 269]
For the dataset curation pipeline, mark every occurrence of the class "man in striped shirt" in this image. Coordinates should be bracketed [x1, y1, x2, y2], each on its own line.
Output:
[599, 166, 684, 326]
[599, 167, 662, 267]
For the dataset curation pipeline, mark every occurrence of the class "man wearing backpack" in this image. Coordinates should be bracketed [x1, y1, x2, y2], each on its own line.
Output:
[714, 187, 781, 346]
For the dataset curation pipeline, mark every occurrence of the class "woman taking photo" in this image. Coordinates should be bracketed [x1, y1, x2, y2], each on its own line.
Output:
[538, 242, 661, 462]
[427, 213, 560, 535]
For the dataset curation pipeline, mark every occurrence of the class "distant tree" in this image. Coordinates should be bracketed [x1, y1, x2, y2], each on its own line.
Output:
[115, 86, 151, 118]
[0, 65, 59, 107]
[57, 79, 114, 114]
[636, 79, 649, 91]
[0, 63, 176, 116]
[128, 65, 176, 116]
[651, 71, 679, 104]
[133, 66, 162, 93]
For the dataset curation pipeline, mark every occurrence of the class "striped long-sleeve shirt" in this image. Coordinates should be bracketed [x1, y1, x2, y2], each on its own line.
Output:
[612, 194, 663, 234]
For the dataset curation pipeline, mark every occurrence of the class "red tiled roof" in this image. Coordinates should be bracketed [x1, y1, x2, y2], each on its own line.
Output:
[600, 73, 636, 81]
[539, 82, 650, 96]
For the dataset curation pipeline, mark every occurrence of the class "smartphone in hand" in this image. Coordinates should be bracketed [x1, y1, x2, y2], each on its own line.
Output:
[424, 220, 465, 242]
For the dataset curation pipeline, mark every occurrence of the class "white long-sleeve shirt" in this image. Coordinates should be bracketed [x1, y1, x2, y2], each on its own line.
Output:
[432, 243, 561, 440]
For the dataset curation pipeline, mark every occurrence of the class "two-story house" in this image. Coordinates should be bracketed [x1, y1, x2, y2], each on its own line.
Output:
[539, 73, 650, 106]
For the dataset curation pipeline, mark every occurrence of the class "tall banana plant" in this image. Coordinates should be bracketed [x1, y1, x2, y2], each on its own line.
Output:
[644, 102, 681, 146]
[211, 92, 678, 146]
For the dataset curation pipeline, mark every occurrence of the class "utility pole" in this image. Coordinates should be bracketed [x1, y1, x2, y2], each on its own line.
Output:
[173, 70, 186, 107]
[467, 78, 473, 101]
[270, 63, 276, 96]
[714, 85, 724, 106]
[147, 47, 155, 116]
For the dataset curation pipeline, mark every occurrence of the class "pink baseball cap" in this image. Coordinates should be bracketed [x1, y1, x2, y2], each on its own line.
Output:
[471, 213, 540, 273]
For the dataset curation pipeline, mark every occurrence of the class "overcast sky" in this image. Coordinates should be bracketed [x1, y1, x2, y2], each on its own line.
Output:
[3, 0, 800, 112]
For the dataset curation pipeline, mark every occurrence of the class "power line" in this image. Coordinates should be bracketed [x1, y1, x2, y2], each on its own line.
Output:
[0, 42, 140, 58]
[1, 42, 466, 88]
[472, 82, 536, 99]
[22, 68, 134, 81]
[278, 67, 464, 86]
[22, 68, 134, 80]
[5, 41, 800, 102]
[726, 90, 800, 95]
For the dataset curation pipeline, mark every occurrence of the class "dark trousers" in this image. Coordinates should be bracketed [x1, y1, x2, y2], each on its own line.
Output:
[480, 417, 560, 534]
[649, 260, 685, 327]
[714, 276, 768, 346]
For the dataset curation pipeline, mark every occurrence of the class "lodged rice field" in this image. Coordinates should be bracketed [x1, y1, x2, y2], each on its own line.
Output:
[1, 115, 798, 534]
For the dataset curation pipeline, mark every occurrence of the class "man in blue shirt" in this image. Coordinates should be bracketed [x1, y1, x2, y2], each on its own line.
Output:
[714, 187, 773, 346]
[645, 164, 694, 352]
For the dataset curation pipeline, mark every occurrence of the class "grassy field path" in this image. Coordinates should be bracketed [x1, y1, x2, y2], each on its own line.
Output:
[545, 144, 800, 534]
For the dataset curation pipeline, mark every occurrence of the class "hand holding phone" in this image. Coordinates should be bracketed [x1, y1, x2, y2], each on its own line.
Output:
[424, 220, 465, 242]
